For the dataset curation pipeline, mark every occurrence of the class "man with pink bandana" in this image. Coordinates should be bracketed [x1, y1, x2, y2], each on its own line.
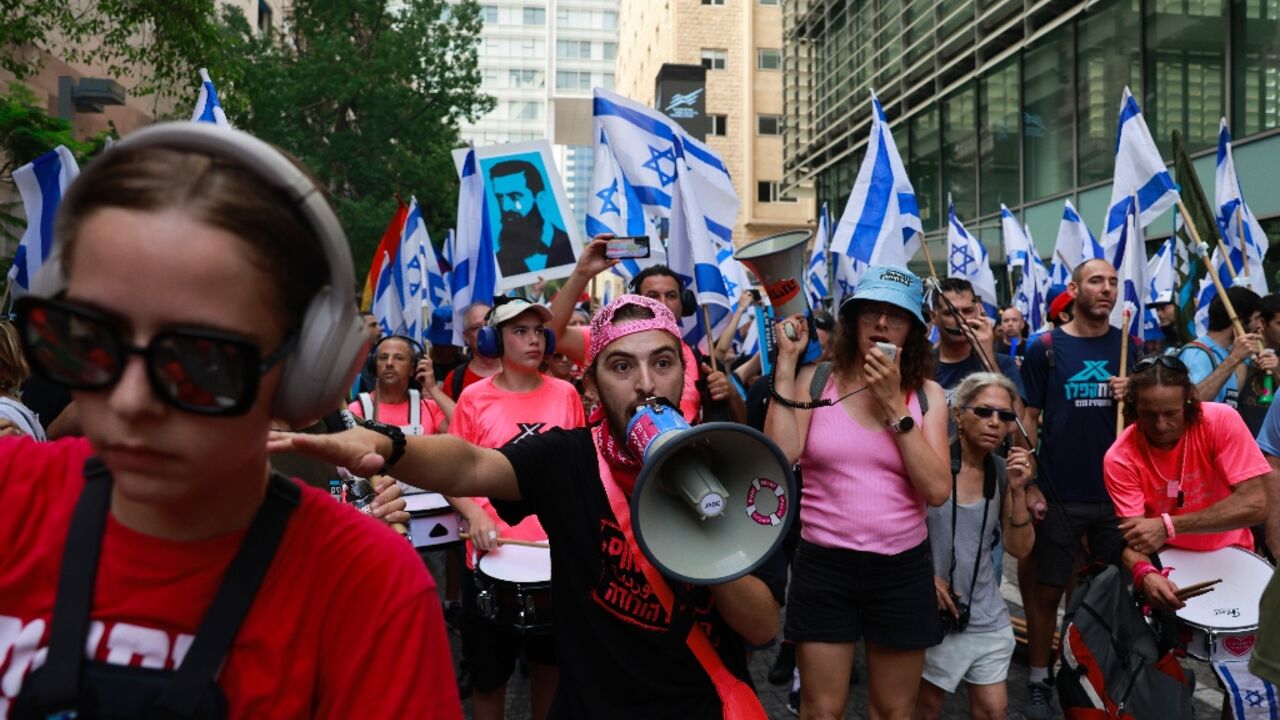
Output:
[275, 295, 785, 719]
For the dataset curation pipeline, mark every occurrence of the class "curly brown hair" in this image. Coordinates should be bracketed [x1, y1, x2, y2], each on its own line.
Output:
[832, 300, 934, 391]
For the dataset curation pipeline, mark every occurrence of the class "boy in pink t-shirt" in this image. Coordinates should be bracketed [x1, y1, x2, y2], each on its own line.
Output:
[1103, 357, 1269, 611]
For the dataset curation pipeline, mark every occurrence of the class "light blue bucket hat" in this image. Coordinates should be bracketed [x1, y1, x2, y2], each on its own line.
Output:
[838, 265, 926, 326]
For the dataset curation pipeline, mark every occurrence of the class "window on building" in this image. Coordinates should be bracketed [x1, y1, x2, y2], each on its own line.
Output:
[603, 11, 618, 29]
[760, 0, 779, 5]
[257, 0, 273, 33]
[481, 4, 498, 23]
[1145, 0, 1226, 155]
[757, 114, 783, 135]
[557, 40, 592, 60]
[1023, 29, 1075, 202]
[979, 59, 1020, 215]
[484, 69, 500, 87]
[510, 69, 543, 88]
[510, 101, 542, 120]
[701, 48, 728, 70]
[758, 48, 782, 71]
[702, 0, 726, 5]
[942, 84, 978, 224]
[557, 71, 592, 91]
[1076, 0, 1141, 185]
[709, 114, 729, 136]
[909, 106, 941, 231]
[757, 181, 797, 203]
[557, 8, 591, 28]
[523, 7, 544, 25]
[1234, 0, 1280, 136]
[601, 73, 615, 91]
[519, 39, 540, 57]
[603, 42, 617, 60]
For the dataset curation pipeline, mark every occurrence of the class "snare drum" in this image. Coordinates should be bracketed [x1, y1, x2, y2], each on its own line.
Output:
[475, 544, 553, 633]
[1158, 546, 1274, 661]
[404, 492, 462, 550]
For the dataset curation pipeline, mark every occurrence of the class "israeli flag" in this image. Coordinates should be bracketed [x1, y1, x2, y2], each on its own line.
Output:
[592, 88, 738, 243]
[7, 146, 79, 298]
[805, 202, 832, 309]
[451, 144, 498, 346]
[1050, 199, 1103, 285]
[1144, 237, 1177, 336]
[832, 252, 858, 308]
[1003, 207, 1049, 330]
[1216, 119, 1269, 295]
[1112, 191, 1149, 337]
[667, 153, 732, 350]
[831, 91, 922, 277]
[425, 229, 453, 346]
[586, 125, 665, 279]
[1192, 242, 1237, 337]
[398, 197, 431, 343]
[371, 251, 403, 339]
[1101, 87, 1178, 261]
[946, 196, 998, 317]
[191, 68, 230, 127]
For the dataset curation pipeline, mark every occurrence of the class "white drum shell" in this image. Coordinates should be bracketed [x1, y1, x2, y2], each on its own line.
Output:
[405, 492, 462, 550]
[1158, 546, 1273, 661]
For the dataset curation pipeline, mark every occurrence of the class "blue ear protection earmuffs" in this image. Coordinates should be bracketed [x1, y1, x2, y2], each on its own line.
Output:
[630, 269, 696, 318]
[30, 122, 367, 427]
[476, 305, 556, 360]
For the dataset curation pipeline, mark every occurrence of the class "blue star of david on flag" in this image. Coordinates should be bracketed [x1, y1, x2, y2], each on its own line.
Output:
[949, 241, 975, 276]
[596, 179, 622, 215]
[642, 145, 677, 187]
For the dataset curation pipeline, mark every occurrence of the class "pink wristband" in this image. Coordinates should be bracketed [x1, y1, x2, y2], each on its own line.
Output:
[1162, 512, 1177, 539]
[1131, 561, 1157, 588]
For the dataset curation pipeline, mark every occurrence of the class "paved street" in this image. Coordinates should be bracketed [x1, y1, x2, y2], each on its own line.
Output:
[428, 552, 1228, 718]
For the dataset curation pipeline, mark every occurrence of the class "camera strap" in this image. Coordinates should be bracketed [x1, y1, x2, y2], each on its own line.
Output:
[947, 446, 991, 605]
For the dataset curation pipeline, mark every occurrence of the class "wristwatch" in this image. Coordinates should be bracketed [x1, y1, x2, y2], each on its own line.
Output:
[887, 415, 915, 434]
[356, 418, 406, 473]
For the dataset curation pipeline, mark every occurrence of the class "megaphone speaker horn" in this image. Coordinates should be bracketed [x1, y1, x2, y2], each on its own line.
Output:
[735, 230, 823, 365]
[626, 402, 796, 585]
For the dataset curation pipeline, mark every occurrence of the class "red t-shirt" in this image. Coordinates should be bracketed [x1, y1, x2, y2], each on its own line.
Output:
[572, 326, 701, 422]
[1104, 402, 1270, 552]
[442, 363, 488, 401]
[348, 394, 447, 434]
[451, 375, 585, 556]
[0, 437, 461, 719]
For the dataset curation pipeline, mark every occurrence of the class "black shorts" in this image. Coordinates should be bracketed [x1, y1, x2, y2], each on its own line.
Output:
[784, 539, 941, 650]
[1033, 501, 1126, 587]
[461, 571, 557, 693]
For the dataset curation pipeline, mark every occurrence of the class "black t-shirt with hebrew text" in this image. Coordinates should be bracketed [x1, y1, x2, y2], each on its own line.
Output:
[494, 427, 786, 720]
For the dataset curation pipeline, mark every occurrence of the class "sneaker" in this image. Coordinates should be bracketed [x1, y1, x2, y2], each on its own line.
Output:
[768, 643, 796, 685]
[786, 689, 800, 716]
[1023, 679, 1054, 720]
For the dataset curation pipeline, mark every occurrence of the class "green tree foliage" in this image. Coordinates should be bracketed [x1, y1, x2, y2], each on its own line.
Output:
[210, 0, 493, 277]
[0, 0, 223, 101]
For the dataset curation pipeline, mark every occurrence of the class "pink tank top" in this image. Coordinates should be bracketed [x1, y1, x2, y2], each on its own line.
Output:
[797, 378, 928, 554]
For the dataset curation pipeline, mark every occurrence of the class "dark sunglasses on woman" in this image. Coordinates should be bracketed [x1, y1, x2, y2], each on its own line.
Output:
[14, 296, 294, 416]
[960, 405, 1018, 422]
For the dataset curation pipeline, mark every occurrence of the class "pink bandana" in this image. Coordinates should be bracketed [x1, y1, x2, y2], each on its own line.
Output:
[585, 294, 683, 367]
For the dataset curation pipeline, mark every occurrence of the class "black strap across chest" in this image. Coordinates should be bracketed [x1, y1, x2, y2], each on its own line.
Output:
[947, 443, 993, 602]
[30, 457, 300, 718]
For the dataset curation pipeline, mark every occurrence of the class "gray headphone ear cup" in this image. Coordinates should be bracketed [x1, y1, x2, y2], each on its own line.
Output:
[271, 290, 368, 427]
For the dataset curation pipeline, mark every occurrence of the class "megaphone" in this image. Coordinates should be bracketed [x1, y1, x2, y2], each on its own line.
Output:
[627, 399, 796, 585]
[735, 230, 822, 364]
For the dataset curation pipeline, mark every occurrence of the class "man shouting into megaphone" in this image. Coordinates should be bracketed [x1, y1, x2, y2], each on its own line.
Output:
[272, 294, 785, 719]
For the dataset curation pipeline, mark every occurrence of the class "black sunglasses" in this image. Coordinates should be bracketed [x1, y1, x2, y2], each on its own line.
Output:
[1134, 355, 1189, 374]
[960, 405, 1018, 422]
[14, 297, 295, 416]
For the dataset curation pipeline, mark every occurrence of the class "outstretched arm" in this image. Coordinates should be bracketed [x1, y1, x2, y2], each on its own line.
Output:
[550, 235, 617, 363]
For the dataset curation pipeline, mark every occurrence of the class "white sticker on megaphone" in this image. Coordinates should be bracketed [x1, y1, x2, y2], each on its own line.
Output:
[699, 493, 725, 517]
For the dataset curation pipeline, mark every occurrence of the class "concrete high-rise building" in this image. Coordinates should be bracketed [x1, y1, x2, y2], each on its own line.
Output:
[459, 1, 621, 233]
[783, 0, 1280, 284]
[616, 0, 816, 248]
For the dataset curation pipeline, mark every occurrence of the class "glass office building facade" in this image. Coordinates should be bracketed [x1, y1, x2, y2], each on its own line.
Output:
[783, 0, 1280, 280]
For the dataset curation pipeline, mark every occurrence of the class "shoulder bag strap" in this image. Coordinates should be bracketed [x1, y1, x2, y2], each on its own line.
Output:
[451, 365, 467, 399]
[153, 474, 300, 715]
[30, 457, 114, 710]
[408, 389, 421, 428]
[359, 393, 375, 421]
[593, 428, 765, 720]
[808, 362, 833, 404]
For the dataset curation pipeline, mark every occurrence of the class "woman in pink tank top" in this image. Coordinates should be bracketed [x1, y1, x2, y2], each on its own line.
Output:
[766, 265, 951, 720]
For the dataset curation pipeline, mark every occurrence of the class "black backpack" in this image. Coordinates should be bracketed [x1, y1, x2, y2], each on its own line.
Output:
[1056, 565, 1195, 719]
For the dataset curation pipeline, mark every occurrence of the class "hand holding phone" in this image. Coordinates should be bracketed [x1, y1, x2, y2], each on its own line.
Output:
[874, 341, 898, 362]
[605, 236, 651, 259]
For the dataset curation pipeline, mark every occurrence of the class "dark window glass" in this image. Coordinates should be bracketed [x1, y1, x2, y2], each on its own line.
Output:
[1077, 0, 1142, 185]
[943, 84, 978, 224]
[1022, 29, 1075, 200]
[980, 59, 1020, 215]
[1233, 0, 1280, 136]
[1145, 0, 1226, 155]
[909, 106, 941, 232]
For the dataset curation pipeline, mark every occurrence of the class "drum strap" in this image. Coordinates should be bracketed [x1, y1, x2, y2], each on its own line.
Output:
[29, 456, 300, 717]
[592, 426, 766, 720]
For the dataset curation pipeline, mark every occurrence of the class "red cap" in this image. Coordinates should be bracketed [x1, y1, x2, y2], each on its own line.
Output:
[1049, 289, 1075, 319]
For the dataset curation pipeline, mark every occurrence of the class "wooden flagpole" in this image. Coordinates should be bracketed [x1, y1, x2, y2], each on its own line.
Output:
[918, 235, 940, 282]
[1178, 200, 1247, 338]
[1116, 309, 1131, 436]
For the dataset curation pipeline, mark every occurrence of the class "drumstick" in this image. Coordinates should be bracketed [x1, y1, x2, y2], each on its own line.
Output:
[459, 531, 550, 550]
[1175, 578, 1222, 599]
[1176, 586, 1216, 602]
